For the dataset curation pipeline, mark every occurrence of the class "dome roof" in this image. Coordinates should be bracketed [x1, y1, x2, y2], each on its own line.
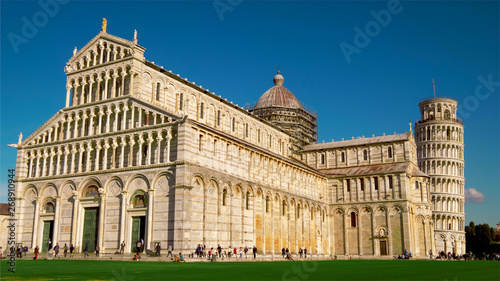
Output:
[254, 71, 303, 110]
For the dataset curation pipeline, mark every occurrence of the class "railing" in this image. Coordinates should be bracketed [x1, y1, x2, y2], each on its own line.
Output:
[419, 96, 457, 103]
[415, 116, 463, 125]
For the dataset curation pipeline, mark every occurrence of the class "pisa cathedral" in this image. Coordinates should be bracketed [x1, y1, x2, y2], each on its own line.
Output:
[13, 24, 466, 257]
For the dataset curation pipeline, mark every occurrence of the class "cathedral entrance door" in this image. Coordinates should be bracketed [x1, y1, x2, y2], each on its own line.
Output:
[380, 240, 388, 255]
[82, 207, 99, 252]
[42, 220, 54, 252]
[131, 216, 146, 252]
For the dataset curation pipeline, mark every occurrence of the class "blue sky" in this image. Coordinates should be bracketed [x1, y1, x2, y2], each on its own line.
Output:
[1, 1, 499, 227]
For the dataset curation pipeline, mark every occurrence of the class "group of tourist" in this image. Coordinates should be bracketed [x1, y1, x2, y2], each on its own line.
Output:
[190, 244, 259, 261]
[194, 244, 254, 260]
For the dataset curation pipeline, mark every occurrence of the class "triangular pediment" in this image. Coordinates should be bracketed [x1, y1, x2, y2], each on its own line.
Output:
[65, 31, 145, 73]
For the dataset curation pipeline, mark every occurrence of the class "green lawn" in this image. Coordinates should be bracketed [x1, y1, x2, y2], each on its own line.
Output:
[1, 259, 499, 280]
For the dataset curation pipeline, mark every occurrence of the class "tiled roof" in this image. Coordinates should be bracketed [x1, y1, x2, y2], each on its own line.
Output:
[303, 133, 410, 151]
[318, 162, 427, 178]
[0, 203, 9, 216]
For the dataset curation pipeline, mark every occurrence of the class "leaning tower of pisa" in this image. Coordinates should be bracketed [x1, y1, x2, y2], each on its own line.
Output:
[414, 97, 466, 255]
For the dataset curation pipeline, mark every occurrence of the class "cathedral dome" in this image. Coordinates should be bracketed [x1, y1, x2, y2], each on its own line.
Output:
[254, 71, 303, 110]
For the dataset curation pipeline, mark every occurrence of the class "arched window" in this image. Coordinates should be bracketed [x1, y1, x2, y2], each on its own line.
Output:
[374, 177, 379, 190]
[257, 129, 261, 143]
[44, 200, 55, 213]
[179, 93, 184, 110]
[245, 123, 249, 138]
[131, 192, 147, 208]
[415, 181, 419, 189]
[232, 117, 236, 132]
[217, 110, 221, 126]
[282, 200, 286, 216]
[388, 147, 392, 158]
[360, 179, 365, 191]
[320, 154, 325, 165]
[351, 212, 356, 227]
[265, 196, 270, 213]
[346, 179, 351, 192]
[269, 135, 272, 148]
[222, 189, 227, 206]
[437, 105, 441, 113]
[297, 206, 300, 218]
[156, 83, 160, 101]
[199, 102, 204, 119]
[388, 175, 393, 189]
[444, 110, 450, 120]
[246, 191, 250, 210]
[363, 150, 368, 161]
[341, 152, 345, 162]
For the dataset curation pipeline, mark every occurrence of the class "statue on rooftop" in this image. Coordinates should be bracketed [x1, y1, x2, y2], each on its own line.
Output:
[102, 18, 107, 33]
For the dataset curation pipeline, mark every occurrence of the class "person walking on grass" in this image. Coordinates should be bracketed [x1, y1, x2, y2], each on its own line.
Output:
[167, 243, 173, 257]
[34, 246, 39, 260]
[120, 241, 126, 254]
[155, 243, 161, 257]
[84, 244, 89, 257]
[136, 240, 142, 259]
[54, 243, 60, 258]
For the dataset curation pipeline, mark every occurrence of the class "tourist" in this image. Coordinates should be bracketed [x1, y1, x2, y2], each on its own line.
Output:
[120, 241, 125, 254]
[34, 246, 39, 260]
[208, 248, 213, 261]
[217, 244, 222, 258]
[253, 245, 257, 259]
[282, 247, 286, 258]
[96, 245, 100, 257]
[287, 252, 294, 261]
[304, 248, 307, 258]
[70, 244, 74, 257]
[23, 246, 28, 256]
[140, 238, 145, 253]
[155, 243, 161, 257]
[64, 243, 68, 257]
[167, 243, 173, 257]
[234, 247, 237, 258]
[429, 249, 433, 259]
[136, 240, 141, 258]
[48, 239, 52, 251]
[0, 246, 2, 259]
[179, 252, 186, 262]
[299, 248, 303, 258]
[244, 246, 248, 258]
[84, 244, 89, 257]
[54, 243, 60, 258]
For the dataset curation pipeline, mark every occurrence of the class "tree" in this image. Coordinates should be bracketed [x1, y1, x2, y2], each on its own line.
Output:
[465, 221, 496, 257]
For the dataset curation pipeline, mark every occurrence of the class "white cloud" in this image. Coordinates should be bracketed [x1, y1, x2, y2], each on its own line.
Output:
[465, 188, 485, 204]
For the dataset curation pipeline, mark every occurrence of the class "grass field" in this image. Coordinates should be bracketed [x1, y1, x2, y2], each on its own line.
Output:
[1, 259, 499, 280]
